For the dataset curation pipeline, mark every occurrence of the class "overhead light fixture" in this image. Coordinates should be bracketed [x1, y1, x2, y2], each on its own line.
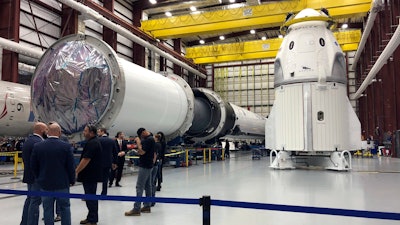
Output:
[199, 40, 205, 44]
[229, 0, 236, 3]
[149, 0, 157, 4]
[219, 36, 225, 40]
[250, 29, 256, 34]
[341, 23, 348, 29]
[165, 11, 172, 17]
[261, 36, 266, 40]
[190, 6, 197, 12]
[278, 34, 283, 38]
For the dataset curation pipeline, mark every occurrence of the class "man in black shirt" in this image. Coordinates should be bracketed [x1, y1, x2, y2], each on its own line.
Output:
[125, 128, 155, 216]
[76, 125, 102, 225]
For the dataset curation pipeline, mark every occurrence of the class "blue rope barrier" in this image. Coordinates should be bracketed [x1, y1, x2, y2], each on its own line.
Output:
[1, 189, 399, 221]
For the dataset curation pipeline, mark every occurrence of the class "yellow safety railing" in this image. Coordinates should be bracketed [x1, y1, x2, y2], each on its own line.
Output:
[125, 148, 225, 168]
[0, 151, 22, 179]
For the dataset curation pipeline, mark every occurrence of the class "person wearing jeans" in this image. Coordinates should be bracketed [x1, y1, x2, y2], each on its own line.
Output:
[125, 128, 155, 216]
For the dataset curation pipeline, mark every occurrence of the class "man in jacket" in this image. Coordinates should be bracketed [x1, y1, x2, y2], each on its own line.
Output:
[109, 131, 127, 187]
[20, 122, 48, 225]
[97, 128, 118, 195]
[31, 122, 75, 225]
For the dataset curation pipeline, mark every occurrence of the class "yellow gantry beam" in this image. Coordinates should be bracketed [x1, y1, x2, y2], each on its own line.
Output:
[186, 30, 361, 64]
[141, 0, 371, 39]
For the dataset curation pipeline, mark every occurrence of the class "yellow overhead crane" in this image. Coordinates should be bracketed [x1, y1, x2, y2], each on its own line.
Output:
[141, 0, 371, 39]
[186, 29, 361, 64]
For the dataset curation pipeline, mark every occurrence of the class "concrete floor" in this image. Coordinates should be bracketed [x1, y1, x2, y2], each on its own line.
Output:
[0, 152, 399, 225]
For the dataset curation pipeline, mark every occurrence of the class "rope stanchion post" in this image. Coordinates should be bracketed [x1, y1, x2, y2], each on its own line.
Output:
[203, 148, 206, 164]
[12, 151, 20, 179]
[208, 148, 211, 163]
[200, 195, 211, 225]
[185, 149, 189, 167]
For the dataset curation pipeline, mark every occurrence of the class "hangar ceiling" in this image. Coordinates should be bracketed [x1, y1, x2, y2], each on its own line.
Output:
[134, 0, 370, 63]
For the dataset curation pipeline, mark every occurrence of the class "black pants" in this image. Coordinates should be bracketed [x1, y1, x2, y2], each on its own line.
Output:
[109, 157, 124, 185]
[101, 167, 110, 195]
[83, 181, 98, 223]
[156, 159, 163, 187]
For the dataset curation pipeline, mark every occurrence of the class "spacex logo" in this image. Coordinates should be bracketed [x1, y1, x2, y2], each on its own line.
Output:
[0, 93, 7, 120]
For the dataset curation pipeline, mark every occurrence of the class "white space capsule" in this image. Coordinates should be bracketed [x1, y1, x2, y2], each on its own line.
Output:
[31, 34, 265, 142]
[0, 81, 34, 136]
[265, 8, 361, 170]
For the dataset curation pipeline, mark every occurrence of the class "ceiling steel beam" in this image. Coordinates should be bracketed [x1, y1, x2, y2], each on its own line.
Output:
[186, 29, 361, 64]
[141, 0, 371, 39]
[78, 0, 207, 76]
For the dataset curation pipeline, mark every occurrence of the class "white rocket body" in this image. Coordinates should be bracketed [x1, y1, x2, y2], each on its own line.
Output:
[265, 9, 361, 163]
[30, 34, 265, 141]
[0, 81, 34, 136]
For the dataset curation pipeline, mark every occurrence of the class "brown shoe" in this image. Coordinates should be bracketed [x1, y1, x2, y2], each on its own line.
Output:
[125, 209, 141, 216]
[140, 207, 151, 213]
[80, 219, 89, 224]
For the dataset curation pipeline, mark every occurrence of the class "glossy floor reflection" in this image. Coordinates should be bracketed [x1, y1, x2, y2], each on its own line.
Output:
[0, 152, 399, 225]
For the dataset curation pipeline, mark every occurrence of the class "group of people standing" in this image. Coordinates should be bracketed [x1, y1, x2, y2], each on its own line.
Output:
[20, 122, 166, 225]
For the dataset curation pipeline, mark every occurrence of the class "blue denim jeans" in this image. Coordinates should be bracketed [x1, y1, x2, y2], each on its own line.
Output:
[133, 167, 152, 210]
[41, 188, 71, 225]
[20, 182, 42, 225]
[151, 163, 159, 203]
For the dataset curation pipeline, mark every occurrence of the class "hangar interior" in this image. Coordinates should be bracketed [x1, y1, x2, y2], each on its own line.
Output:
[0, 0, 399, 145]
[0, 0, 400, 224]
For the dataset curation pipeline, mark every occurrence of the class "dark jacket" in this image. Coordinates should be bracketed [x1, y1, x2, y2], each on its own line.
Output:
[115, 139, 128, 164]
[99, 135, 118, 168]
[31, 137, 75, 190]
[22, 134, 43, 184]
[77, 136, 103, 182]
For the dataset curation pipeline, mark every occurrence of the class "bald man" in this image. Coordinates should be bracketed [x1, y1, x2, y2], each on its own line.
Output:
[31, 122, 75, 225]
[21, 122, 48, 225]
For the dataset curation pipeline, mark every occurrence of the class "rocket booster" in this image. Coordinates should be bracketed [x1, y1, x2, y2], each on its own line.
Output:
[31, 34, 265, 141]
[0, 81, 34, 136]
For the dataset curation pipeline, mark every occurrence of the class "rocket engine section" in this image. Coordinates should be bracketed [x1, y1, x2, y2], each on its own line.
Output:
[31, 34, 265, 142]
[187, 88, 265, 142]
[0, 81, 34, 136]
[266, 8, 361, 170]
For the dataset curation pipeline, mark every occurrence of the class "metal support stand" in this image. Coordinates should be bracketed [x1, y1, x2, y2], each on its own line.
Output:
[200, 195, 211, 225]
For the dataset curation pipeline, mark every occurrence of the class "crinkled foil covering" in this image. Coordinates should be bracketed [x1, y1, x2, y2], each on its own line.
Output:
[32, 40, 112, 135]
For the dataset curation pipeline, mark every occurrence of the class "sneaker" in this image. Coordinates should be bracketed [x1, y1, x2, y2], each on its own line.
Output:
[116, 183, 122, 187]
[54, 215, 61, 222]
[140, 207, 151, 213]
[125, 209, 141, 216]
[80, 219, 89, 224]
[156, 186, 161, 191]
